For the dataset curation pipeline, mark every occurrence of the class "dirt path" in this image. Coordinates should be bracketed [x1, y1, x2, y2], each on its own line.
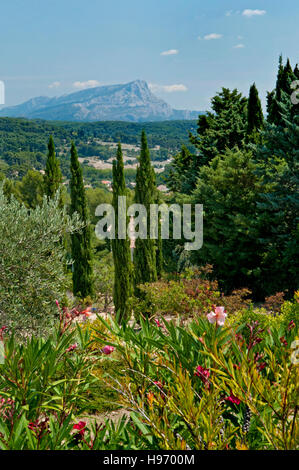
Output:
[80, 408, 131, 426]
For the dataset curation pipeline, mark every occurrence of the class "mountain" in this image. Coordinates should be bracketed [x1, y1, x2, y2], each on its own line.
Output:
[0, 80, 201, 122]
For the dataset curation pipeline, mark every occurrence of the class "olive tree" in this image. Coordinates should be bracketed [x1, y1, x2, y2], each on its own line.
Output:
[0, 187, 83, 335]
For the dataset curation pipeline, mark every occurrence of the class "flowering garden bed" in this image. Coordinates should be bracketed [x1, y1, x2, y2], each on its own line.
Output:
[0, 293, 298, 450]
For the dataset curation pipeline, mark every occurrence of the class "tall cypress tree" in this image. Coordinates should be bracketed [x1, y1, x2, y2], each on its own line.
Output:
[247, 83, 264, 141]
[268, 56, 296, 125]
[281, 58, 295, 96]
[155, 191, 163, 278]
[70, 142, 93, 298]
[44, 135, 62, 199]
[112, 143, 133, 321]
[134, 131, 157, 292]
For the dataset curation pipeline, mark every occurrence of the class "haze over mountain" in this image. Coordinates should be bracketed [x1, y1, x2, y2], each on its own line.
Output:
[0, 80, 201, 122]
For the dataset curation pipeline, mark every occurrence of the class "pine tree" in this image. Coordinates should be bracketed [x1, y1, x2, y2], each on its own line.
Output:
[44, 135, 62, 199]
[247, 83, 264, 142]
[134, 131, 157, 292]
[187, 88, 248, 193]
[255, 92, 299, 294]
[70, 142, 93, 298]
[190, 88, 248, 165]
[112, 143, 133, 321]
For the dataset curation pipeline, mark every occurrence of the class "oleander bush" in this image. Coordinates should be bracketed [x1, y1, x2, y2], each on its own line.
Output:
[92, 300, 298, 450]
[0, 305, 152, 450]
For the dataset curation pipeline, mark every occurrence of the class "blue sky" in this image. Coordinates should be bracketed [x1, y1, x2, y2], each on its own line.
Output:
[0, 0, 298, 110]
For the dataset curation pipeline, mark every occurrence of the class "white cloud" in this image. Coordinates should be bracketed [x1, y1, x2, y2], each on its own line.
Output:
[225, 10, 233, 17]
[203, 33, 223, 40]
[73, 80, 101, 89]
[233, 44, 245, 48]
[149, 83, 188, 93]
[242, 9, 266, 17]
[160, 49, 179, 56]
[48, 81, 61, 89]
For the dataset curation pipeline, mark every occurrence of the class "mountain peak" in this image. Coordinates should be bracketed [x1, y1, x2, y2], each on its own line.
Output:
[0, 81, 201, 122]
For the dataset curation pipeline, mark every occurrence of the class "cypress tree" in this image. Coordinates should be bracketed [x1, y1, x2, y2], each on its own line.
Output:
[112, 143, 133, 321]
[266, 90, 275, 120]
[155, 192, 163, 279]
[247, 83, 264, 141]
[281, 58, 295, 96]
[267, 55, 284, 124]
[134, 131, 157, 292]
[268, 56, 296, 125]
[70, 142, 93, 298]
[44, 135, 62, 199]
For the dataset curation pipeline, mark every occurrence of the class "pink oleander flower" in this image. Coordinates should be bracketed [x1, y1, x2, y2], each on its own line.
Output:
[207, 306, 227, 326]
[66, 342, 78, 353]
[155, 318, 163, 328]
[224, 393, 241, 405]
[73, 421, 86, 438]
[195, 365, 210, 384]
[101, 345, 114, 355]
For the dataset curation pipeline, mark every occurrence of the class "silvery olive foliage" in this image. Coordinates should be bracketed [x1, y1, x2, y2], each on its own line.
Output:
[0, 187, 83, 335]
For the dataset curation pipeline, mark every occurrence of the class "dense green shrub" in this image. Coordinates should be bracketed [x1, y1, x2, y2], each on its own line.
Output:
[133, 267, 252, 321]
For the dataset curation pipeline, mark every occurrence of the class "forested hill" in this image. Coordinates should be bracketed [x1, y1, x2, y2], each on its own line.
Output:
[0, 117, 197, 153]
[0, 117, 197, 183]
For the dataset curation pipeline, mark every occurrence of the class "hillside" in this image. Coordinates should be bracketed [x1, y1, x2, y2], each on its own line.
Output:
[0, 117, 197, 186]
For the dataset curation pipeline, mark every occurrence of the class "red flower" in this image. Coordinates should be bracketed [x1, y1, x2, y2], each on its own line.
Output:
[28, 421, 38, 431]
[288, 320, 295, 331]
[0, 326, 7, 341]
[101, 345, 114, 355]
[224, 393, 241, 405]
[280, 336, 288, 347]
[252, 337, 263, 347]
[66, 343, 78, 353]
[195, 365, 210, 384]
[73, 421, 86, 437]
[154, 318, 163, 328]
